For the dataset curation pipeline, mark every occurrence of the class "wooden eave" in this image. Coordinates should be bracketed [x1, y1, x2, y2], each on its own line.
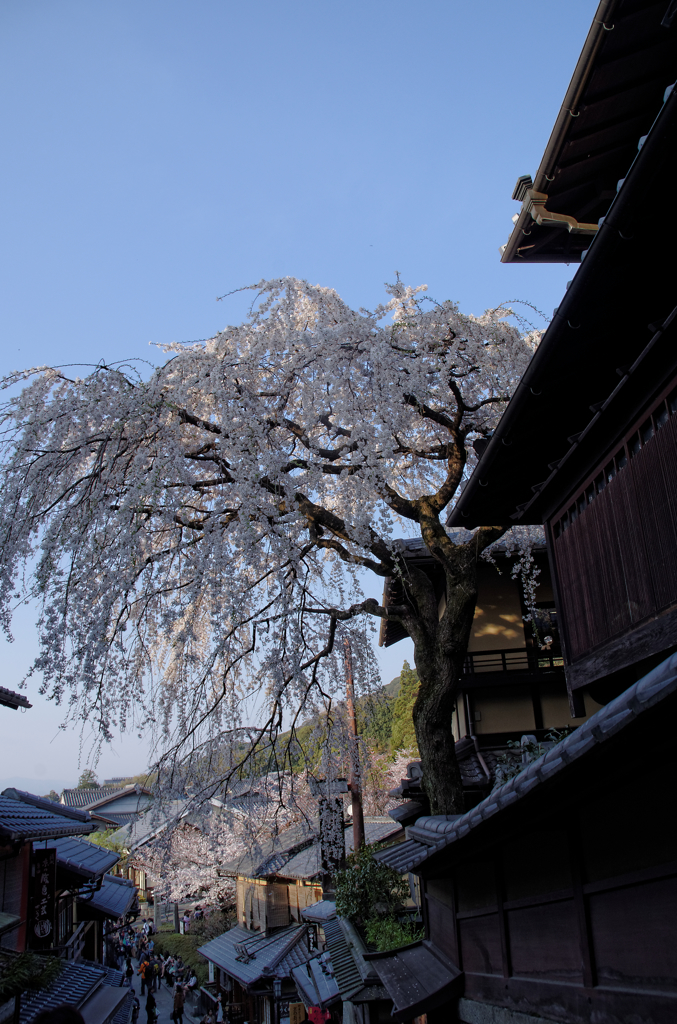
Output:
[449, 83, 677, 529]
[500, 0, 677, 264]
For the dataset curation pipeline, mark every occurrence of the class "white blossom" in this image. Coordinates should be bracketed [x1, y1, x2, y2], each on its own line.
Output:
[0, 277, 540, 799]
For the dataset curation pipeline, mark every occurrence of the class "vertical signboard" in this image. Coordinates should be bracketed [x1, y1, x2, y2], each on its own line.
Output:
[28, 848, 56, 949]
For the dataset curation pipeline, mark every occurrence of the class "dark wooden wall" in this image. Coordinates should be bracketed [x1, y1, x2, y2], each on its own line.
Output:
[551, 383, 677, 664]
[422, 733, 677, 1023]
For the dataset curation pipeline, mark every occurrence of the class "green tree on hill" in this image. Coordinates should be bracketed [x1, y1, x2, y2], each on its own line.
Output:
[390, 661, 420, 754]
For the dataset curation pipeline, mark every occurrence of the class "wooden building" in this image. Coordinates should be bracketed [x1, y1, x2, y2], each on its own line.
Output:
[449, 0, 677, 718]
[370, 3, 677, 1022]
[198, 922, 316, 1024]
[375, 658, 677, 1023]
[380, 538, 602, 754]
[0, 789, 96, 955]
[61, 784, 153, 831]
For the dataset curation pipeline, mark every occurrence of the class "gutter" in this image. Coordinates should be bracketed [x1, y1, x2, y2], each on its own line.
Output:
[500, 0, 619, 263]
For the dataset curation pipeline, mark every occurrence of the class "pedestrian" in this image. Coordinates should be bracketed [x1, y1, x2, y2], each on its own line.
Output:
[173, 985, 185, 1024]
[145, 992, 157, 1024]
[125, 958, 134, 987]
[165, 957, 175, 989]
[215, 993, 223, 1024]
[137, 957, 149, 996]
[131, 991, 140, 1024]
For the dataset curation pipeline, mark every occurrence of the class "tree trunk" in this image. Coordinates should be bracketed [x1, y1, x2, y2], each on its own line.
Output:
[409, 546, 479, 815]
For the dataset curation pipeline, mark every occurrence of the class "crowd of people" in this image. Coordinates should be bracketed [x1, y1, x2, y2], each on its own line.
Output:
[111, 916, 201, 1024]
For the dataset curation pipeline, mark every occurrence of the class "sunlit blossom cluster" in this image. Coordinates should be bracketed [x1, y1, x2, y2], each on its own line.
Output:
[0, 277, 540, 798]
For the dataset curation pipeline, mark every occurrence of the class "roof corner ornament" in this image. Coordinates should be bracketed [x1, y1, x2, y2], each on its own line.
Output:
[525, 190, 598, 236]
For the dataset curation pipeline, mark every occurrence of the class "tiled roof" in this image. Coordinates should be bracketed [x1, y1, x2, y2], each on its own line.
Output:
[322, 918, 383, 1003]
[80, 959, 125, 987]
[19, 960, 105, 1023]
[92, 811, 142, 827]
[0, 686, 32, 710]
[79, 786, 153, 812]
[110, 989, 134, 1024]
[32, 835, 119, 879]
[301, 900, 336, 924]
[198, 923, 312, 987]
[219, 822, 318, 879]
[363, 941, 462, 1022]
[84, 874, 138, 918]
[291, 954, 340, 1009]
[375, 651, 677, 874]
[321, 919, 363, 1000]
[275, 819, 402, 881]
[62, 786, 127, 808]
[0, 791, 95, 842]
[110, 800, 189, 851]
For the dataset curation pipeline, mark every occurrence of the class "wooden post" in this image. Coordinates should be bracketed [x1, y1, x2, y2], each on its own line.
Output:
[173, 902, 180, 933]
[344, 637, 365, 852]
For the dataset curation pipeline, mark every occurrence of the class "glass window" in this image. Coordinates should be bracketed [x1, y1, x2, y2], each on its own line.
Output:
[605, 461, 616, 484]
[586, 484, 595, 505]
[629, 434, 641, 458]
[596, 473, 605, 494]
[655, 405, 669, 431]
[641, 419, 654, 445]
[616, 450, 628, 471]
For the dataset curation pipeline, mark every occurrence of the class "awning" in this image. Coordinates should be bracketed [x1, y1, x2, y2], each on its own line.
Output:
[301, 900, 336, 924]
[33, 836, 119, 879]
[83, 874, 138, 918]
[363, 940, 462, 1022]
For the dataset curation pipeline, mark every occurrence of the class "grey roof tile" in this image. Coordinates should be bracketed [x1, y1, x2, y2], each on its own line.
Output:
[375, 651, 677, 874]
[110, 989, 134, 1024]
[322, 919, 363, 1001]
[198, 923, 311, 987]
[291, 954, 340, 1009]
[276, 819, 402, 881]
[301, 900, 336, 924]
[19, 960, 105, 1022]
[62, 787, 126, 808]
[32, 836, 119, 879]
[84, 874, 138, 918]
[0, 793, 95, 842]
[110, 800, 189, 851]
[80, 959, 125, 987]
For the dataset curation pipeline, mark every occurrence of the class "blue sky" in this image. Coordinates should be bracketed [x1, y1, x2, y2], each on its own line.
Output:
[0, 0, 595, 788]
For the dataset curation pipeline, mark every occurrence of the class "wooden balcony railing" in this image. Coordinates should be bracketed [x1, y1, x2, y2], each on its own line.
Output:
[463, 645, 563, 675]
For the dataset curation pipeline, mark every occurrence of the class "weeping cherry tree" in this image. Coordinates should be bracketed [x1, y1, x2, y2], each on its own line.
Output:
[0, 278, 540, 814]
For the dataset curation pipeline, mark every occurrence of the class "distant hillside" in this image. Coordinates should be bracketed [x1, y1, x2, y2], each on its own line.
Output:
[384, 676, 402, 698]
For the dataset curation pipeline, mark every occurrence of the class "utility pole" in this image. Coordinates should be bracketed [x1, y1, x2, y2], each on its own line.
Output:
[344, 637, 365, 852]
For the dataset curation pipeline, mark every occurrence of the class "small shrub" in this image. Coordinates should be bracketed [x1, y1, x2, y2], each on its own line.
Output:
[334, 844, 409, 923]
[365, 916, 423, 952]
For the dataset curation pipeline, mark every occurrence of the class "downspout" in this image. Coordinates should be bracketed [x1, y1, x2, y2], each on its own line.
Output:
[500, 0, 619, 263]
